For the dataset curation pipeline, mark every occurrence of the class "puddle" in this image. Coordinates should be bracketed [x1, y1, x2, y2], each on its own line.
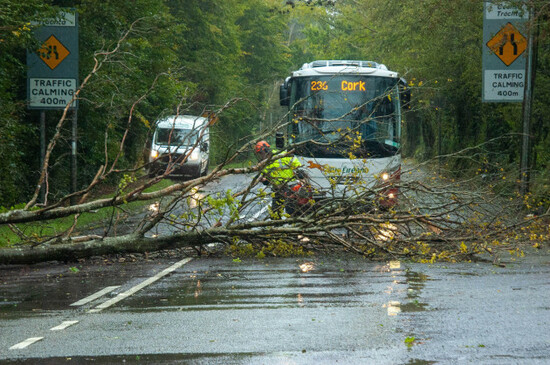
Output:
[404, 359, 437, 365]
[405, 271, 429, 301]
[446, 271, 481, 277]
[0, 261, 167, 314]
[110, 262, 403, 312]
[117, 286, 381, 311]
[400, 300, 429, 313]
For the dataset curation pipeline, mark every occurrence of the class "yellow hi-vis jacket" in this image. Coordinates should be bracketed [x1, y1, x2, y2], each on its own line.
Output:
[262, 150, 301, 186]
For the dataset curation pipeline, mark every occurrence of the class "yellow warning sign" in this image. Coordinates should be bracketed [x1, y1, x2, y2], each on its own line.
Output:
[38, 35, 70, 70]
[486, 22, 526, 66]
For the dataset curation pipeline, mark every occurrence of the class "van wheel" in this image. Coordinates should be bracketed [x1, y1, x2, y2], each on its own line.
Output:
[201, 162, 209, 176]
[190, 166, 201, 179]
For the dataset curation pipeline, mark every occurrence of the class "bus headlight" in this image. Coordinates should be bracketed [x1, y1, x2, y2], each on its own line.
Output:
[381, 172, 390, 181]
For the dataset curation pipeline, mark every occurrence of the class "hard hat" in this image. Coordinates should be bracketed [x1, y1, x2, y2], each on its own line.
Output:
[255, 140, 270, 153]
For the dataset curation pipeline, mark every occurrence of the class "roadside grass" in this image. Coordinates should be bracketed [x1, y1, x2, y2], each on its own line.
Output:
[0, 178, 173, 248]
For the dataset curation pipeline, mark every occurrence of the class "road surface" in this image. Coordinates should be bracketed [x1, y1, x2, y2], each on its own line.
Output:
[1, 248, 549, 364]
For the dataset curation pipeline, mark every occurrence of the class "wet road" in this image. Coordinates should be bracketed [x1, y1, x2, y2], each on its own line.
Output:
[1, 249, 549, 364]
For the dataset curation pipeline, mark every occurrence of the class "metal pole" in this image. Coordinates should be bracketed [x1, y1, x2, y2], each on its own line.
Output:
[39, 110, 46, 204]
[71, 109, 78, 205]
[520, 6, 535, 196]
[438, 108, 442, 175]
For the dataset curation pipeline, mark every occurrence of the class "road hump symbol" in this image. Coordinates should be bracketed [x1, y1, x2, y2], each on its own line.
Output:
[38, 35, 70, 70]
[486, 22, 527, 66]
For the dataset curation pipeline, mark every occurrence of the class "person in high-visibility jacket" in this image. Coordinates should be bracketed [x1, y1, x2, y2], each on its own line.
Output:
[255, 140, 302, 217]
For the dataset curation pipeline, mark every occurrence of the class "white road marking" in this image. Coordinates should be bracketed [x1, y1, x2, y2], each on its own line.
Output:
[50, 320, 79, 331]
[247, 205, 268, 222]
[9, 337, 43, 350]
[70, 286, 120, 306]
[88, 257, 193, 313]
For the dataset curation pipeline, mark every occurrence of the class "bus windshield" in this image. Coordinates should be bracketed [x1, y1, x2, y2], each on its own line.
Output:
[289, 75, 401, 158]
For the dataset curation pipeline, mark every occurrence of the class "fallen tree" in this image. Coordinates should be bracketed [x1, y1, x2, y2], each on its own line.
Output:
[1, 25, 548, 265]
[1, 144, 548, 265]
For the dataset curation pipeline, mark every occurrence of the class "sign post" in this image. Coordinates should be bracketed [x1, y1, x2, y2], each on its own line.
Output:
[483, 1, 533, 195]
[27, 11, 79, 203]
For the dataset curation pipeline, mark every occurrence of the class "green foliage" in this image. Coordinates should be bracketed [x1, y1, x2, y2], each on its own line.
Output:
[0, 1, 58, 206]
[207, 190, 241, 221]
[264, 238, 312, 257]
[227, 241, 256, 257]
[118, 174, 137, 194]
[0, 0, 291, 207]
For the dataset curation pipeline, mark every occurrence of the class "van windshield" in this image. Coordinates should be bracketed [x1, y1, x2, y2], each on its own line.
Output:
[155, 128, 197, 146]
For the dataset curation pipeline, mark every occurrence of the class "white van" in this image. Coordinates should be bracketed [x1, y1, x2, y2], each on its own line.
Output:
[147, 115, 210, 178]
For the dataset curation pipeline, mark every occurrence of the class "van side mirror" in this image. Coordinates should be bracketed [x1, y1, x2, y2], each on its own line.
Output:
[201, 141, 208, 152]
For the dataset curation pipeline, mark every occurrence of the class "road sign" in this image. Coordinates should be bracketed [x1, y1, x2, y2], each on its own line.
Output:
[27, 11, 78, 109]
[38, 35, 71, 70]
[483, 2, 528, 102]
[486, 22, 527, 66]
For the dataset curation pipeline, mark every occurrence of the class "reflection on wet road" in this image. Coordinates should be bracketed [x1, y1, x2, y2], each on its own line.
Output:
[119, 258, 406, 312]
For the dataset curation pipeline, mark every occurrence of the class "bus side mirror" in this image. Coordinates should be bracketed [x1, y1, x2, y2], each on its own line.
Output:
[280, 77, 291, 106]
[276, 132, 285, 149]
[280, 84, 289, 106]
[399, 78, 411, 110]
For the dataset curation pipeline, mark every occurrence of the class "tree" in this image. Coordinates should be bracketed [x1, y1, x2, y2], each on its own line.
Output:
[0, 1, 60, 206]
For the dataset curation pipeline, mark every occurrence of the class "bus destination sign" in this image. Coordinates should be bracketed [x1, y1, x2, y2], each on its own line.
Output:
[311, 80, 366, 92]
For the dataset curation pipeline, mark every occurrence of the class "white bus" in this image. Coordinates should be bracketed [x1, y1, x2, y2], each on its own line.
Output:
[278, 60, 409, 209]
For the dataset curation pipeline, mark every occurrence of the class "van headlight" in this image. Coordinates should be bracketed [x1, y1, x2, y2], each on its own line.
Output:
[150, 149, 159, 159]
[381, 172, 390, 181]
[188, 149, 200, 161]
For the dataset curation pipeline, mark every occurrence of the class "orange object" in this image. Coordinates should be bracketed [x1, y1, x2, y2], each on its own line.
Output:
[255, 141, 270, 153]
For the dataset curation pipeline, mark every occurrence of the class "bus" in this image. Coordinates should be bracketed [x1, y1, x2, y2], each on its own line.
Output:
[278, 60, 409, 209]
